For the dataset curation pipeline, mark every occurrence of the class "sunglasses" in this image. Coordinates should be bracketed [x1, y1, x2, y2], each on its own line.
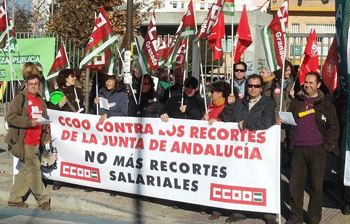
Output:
[247, 84, 262, 89]
[235, 69, 246, 72]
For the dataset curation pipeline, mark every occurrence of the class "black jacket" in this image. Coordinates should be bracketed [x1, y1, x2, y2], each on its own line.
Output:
[48, 85, 84, 112]
[288, 90, 340, 155]
[138, 91, 165, 118]
[165, 92, 205, 120]
[220, 95, 276, 130]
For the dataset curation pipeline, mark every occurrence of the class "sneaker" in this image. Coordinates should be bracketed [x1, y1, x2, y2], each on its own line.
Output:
[53, 181, 62, 190]
[110, 192, 118, 197]
[84, 187, 93, 192]
[342, 204, 350, 215]
[39, 202, 51, 211]
[8, 201, 28, 208]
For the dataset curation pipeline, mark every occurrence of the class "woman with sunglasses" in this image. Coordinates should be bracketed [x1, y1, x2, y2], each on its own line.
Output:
[137, 74, 164, 118]
[94, 74, 127, 124]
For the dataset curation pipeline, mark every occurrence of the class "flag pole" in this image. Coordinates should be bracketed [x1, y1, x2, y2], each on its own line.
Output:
[279, 26, 291, 112]
[181, 38, 189, 107]
[231, 34, 238, 94]
[4, 0, 14, 98]
[230, 14, 235, 94]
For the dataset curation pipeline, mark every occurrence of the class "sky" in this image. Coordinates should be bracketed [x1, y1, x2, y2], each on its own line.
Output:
[14, 0, 32, 8]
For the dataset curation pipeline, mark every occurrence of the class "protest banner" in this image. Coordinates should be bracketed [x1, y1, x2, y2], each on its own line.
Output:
[0, 37, 55, 81]
[15, 110, 281, 214]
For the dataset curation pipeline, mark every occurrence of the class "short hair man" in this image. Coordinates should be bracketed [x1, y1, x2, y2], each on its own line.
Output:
[161, 76, 205, 121]
[221, 73, 275, 130]
[279, 72, 339, 224]
[233, 61, 248, 99]
[6, 74, 51, 211]
[219, 73, 276, 223]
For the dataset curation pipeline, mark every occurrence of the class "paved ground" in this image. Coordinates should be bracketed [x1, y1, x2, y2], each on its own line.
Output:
[0, 134, 350, 224]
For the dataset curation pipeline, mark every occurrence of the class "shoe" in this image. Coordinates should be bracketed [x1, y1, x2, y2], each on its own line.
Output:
[225, 213, 247, 223]
[53, 182, 62, 190]
[8, 201, 28, 208]
[342, 204, 350, 215]
[39, 202, 51, 211]
[209, 213, 220, 220]
[264, 214, 277, 224]
[110, 192, 118, 197]
[84, 187, 93, 192]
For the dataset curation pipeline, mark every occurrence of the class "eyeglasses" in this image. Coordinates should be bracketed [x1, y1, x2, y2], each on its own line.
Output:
[235, 69, 246, 73]
[247, 84, 262, 89]
[28, 82, 40, 87]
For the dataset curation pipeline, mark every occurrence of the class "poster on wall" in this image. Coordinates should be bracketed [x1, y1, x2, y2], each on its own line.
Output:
[0, 37, 55, 81]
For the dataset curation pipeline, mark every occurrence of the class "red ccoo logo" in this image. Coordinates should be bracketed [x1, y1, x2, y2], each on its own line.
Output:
[60, 162, 101, 183]
[210, 183, 266, 206]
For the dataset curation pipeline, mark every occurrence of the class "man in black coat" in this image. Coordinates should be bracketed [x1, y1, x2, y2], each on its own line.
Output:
[219, 73, 276, 223]
[221, 73, 275, 130]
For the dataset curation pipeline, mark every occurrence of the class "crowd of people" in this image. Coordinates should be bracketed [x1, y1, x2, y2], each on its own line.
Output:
[4, 60, 345, 224]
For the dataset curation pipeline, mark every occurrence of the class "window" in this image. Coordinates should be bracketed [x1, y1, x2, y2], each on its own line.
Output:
[181, 2, 184, 8]
[172, 1, 177, 8]
[207, 3, 212, 9]
[291, 23, 300, 33]
[305, 23, 336, 34]
[200, 3, 205, 10]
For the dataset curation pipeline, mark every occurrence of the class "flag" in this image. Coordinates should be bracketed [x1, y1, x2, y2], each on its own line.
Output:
[168, 0, 196, 67]
[0, 1, 7, 48]
[232, 5, 252, 63]
[261, 0, 289, 72]
[208, 12, 225, 61]
[298, 29, 319, 85]
[157, 35, 172, 67]
[223, 0, 235, 16]
[47, 44, 70, 80]
[196, 0, 225, 39]
[321, 37, 338, 92]
[79, 7, 118, 69]
[141, 11, 158, 72]
[7, 18, 15, 45]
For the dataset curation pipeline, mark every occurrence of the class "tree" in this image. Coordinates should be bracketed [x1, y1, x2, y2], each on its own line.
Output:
[11, 4, 33, 32]
[46, 0, 162, 48]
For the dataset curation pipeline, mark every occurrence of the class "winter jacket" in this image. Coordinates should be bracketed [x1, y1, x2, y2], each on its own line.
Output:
[288, 90, 340, 155]
[49, 85, 84, 112]
[98, 83, 127, 117]
[138, 91, 165, 118]
[165, 92, 205, 120]
[204, 98, 226, 121]
[5, 88, 51, 157]
[220, 95, 276, 130]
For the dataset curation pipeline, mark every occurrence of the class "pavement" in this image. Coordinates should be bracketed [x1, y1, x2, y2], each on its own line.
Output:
[0, 134, 350, 224]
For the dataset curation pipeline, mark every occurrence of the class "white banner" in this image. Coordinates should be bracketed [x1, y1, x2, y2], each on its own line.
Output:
[16, 109, 281, 214]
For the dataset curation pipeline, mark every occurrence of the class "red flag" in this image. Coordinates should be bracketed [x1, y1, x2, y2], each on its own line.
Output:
[262, 0, 289, 71]
[168, 0, 196, 67]
[141, 11, 158, 72]
[0, 1, 7, 48]
[232, 5, 252, 63]
[298, 29, 320, 85]
[196, 0, 225, 39]
[322, 37, 338, 92]
[79, 7, 118, 69]
[47, 44, 70, 80]
[208, 12, 225, 61]
[157, 35, 169, 60]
